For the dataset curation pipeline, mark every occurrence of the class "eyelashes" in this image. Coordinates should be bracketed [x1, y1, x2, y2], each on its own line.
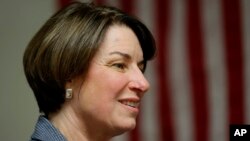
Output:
[138, 62, 146, 73]
[112, 63, 127, 72]
[111, 62, 145, 73]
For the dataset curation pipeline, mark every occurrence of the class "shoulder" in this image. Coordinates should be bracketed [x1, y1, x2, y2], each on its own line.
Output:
[30, 115, 67, 141]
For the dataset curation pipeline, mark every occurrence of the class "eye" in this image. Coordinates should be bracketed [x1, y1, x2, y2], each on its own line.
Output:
[112, 63, 127, 70]
[139, 66, 145, 73]
[138, 62, 146, 73]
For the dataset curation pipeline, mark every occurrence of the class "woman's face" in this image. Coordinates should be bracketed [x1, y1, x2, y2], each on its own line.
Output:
[71, 24, 150, 136]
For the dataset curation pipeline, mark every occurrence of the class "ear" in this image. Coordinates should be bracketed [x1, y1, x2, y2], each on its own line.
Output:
[65, 79, 73, 89]
[64, 77, 81, 93]
[64, 76, 84, 98]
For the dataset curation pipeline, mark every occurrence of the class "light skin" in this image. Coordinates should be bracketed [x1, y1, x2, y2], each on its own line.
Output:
[49, 24, 150, 141]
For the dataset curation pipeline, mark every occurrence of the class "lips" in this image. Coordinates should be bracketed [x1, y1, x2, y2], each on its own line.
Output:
[118, 98, 140, 109]
[119, 100, 140, 108]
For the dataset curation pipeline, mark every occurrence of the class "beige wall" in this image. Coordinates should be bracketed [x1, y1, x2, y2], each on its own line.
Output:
[0, 1, 55, 140]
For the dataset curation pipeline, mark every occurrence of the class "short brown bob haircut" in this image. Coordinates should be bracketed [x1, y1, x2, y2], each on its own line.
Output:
[23, 2, 156, 116]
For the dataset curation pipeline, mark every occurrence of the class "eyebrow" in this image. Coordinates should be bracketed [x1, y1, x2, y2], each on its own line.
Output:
[109, 51, 132, 60]
[109, 51, 145, 69]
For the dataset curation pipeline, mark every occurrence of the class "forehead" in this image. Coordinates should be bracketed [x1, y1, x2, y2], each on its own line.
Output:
[97, 24, 143, 59]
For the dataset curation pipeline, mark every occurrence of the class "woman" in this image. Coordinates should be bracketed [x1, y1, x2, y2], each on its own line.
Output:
[23, 2, 156, 141]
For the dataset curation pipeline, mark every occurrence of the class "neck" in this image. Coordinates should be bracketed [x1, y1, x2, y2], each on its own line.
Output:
[48, 104, 112, 141]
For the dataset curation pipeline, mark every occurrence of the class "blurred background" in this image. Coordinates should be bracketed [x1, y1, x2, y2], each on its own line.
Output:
[0, 0, 249, 141]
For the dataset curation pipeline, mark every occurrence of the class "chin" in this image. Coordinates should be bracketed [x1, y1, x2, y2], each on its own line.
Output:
[116, 119, 137, 134]
[110, 114, 138, 135]
[113, 126, 136, 137]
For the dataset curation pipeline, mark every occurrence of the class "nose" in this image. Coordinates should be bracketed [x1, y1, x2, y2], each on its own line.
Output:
[128, 67, 150, 95]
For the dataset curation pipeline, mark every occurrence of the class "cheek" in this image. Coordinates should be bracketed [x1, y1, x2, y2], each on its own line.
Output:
[89, 67, 129, 96]
[79, 69, 129, 112]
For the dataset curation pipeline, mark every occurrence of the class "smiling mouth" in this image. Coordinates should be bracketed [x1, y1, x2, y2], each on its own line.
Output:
[119, 100, 140, 108]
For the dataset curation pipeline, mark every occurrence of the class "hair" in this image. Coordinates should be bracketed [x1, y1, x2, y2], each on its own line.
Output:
[23, 2, 156, 116]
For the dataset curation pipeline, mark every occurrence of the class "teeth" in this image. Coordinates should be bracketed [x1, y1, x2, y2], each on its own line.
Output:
[120, 101, 139, 108]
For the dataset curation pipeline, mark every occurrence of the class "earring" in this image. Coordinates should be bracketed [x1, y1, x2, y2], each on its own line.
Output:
[65, 88, 73, 99]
